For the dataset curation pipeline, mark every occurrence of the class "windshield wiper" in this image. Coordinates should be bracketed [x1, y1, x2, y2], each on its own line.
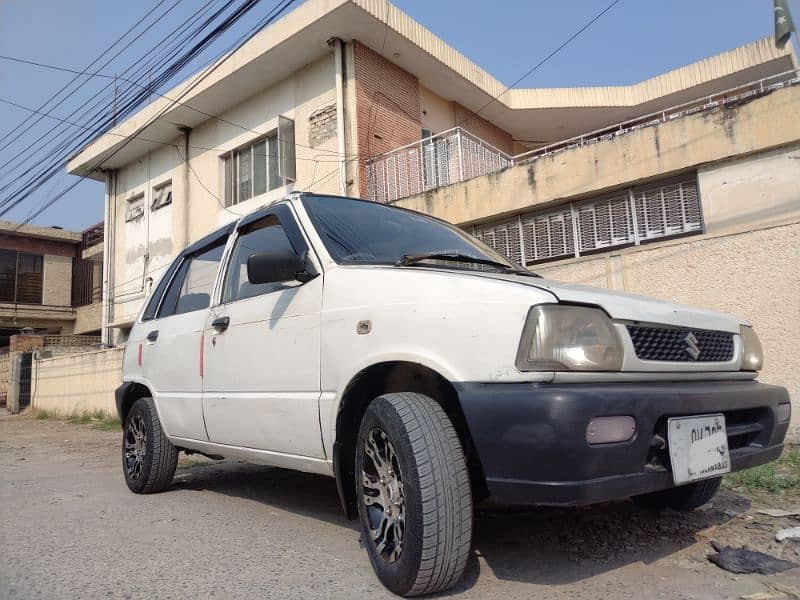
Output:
[398, 252, 513, 270]
[397, 252, 542, 277]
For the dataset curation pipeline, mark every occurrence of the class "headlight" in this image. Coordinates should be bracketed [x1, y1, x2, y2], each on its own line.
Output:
[740, 325, 763, 371]
[516, 305, 623, 371]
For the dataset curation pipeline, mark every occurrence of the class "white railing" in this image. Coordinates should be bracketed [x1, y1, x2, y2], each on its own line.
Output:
[365, 69, 800, 204]
[366, 127, 512, 204]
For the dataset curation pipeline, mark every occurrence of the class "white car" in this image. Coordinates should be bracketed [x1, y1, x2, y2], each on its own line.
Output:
[117, 193, 791, 596]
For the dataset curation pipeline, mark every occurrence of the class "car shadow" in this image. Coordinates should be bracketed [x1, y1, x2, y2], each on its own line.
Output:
[171, 460, 749, 592]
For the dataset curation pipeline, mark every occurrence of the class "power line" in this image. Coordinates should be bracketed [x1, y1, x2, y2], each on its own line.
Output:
[457, 0, 622, 128]
[0, 0, 182, 154]
[1, 0, 274, 217]
[8, 0, 301, 227]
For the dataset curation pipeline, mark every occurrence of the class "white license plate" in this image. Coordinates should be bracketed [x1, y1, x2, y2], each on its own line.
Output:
[667, 414, 730, 485]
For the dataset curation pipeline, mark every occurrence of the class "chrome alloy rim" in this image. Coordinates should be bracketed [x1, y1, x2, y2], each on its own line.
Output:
[124, 414, 147, 480]
[362, 428, 405, 562]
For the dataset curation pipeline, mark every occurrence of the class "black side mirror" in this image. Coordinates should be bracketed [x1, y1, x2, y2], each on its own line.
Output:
[247, 249, 314, 285]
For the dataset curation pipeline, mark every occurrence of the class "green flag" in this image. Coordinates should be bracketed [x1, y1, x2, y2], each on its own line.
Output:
[774, 0, 795, 49]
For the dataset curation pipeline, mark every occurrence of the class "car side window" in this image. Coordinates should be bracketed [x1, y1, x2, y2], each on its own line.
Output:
[223, 215, 297, 303]
[158, 242, 226, 318]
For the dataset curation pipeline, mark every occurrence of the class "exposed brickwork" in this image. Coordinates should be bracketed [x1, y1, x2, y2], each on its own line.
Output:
[308, 105, 338, 147]
[453, 103, 514, 154]
[0, 234, 78, 258]
[9, 334, 44, 353]
[353, 41, 421, 197]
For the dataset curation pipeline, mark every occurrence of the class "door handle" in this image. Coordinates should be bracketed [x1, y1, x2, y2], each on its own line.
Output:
[146, 330, 159, 342]
[211, 316, 230, 333]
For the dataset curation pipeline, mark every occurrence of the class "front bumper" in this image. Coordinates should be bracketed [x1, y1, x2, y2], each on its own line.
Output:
[456, 380, 791, 506]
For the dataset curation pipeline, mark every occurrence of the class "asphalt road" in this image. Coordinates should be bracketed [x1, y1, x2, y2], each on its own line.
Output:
[1, 414, 798, 599]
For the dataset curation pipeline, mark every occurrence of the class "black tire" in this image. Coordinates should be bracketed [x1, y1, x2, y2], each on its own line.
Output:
[122, 397, 178, 494]
[355, 392, 473, 597]
[632, 477, 722, 511]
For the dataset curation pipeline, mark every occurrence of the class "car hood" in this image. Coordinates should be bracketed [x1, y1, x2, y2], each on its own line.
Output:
[466, 272, 744, 333]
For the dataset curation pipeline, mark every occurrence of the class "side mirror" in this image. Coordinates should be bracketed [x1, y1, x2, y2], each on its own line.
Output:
[247, 249, 313, 285]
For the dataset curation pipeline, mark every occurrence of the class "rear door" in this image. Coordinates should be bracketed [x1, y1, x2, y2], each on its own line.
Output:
[202, 203, 324, 457]
[138, 235, 228, 440]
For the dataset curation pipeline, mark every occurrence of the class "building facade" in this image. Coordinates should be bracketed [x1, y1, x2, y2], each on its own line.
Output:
[67, 0, 798, 429]
[0, 221, 104, 349]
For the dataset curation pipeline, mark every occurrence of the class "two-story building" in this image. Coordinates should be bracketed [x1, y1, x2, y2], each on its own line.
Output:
[0, 221, 104, 349]
[66, 0, 798, 429]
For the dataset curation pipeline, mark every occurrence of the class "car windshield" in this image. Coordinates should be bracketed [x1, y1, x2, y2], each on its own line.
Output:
[302, 195, 527, 273]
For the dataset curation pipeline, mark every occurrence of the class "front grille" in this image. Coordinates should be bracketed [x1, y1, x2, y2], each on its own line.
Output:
[627, 325, 734, 362]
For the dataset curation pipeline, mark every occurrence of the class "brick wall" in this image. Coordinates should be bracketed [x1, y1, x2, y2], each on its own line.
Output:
[353, 41, 422, 197]
[453, 103, 514, 154]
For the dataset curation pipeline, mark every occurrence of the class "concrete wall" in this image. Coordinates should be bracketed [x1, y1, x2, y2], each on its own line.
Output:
[42, 255, 72, 307]
[32, 348, 123, 417]
[74, 303, 102, 335]
[107, 53, 340, 330]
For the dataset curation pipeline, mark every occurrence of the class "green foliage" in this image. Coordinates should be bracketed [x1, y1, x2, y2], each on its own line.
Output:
[725, 446, 800, 493]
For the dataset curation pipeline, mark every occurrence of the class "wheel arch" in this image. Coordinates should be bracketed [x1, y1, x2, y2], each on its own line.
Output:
[116, 381, 154, 426]
[333, 360, 487, 519]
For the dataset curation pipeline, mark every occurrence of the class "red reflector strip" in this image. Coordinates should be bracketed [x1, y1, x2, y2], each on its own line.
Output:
[137, 343, 143, 367]
[199, 333, 204, 377]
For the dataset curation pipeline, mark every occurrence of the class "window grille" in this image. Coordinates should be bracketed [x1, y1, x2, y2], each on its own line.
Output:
[521, 206, 575, 263]
[151, 181, 172, 211]
[473, 175, 701, 265]
[474, 218, 522, 264]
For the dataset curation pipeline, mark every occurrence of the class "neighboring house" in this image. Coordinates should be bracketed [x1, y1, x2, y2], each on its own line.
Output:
[0, 221, 104, 349]
[65, 0, 799, 420]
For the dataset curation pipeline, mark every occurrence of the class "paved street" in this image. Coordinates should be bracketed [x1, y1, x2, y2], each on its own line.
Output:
[1, 414, 798, 599]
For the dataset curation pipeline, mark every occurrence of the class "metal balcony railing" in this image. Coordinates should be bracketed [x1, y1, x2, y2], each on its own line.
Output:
[365, 69, 800, 204]
[81, 222, 104, 249]
[366, 127, 512, 204]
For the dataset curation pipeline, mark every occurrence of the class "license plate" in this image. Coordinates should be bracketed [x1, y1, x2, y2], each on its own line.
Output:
[667, 414, 730, 485]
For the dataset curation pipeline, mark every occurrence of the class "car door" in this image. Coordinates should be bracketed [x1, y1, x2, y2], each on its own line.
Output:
[138, 234, 228, 440]
[202, 203, 324, 458]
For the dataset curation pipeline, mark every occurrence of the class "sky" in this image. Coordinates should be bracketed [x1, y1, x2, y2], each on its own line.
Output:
[0, 0, 797, 231]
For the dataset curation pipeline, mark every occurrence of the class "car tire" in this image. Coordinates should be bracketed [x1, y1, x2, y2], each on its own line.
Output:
[632, 477, 722, 511]
[122, 397, 178, 494]
[355, 392, 473, 597]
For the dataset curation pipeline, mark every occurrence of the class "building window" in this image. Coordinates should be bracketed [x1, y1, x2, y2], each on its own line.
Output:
[0, 249, 44, 304]
[151, 181, 172, 211]
[222, 116, 296, 207]
[473, 175, 702, 265]
[125, 193, 145, 222]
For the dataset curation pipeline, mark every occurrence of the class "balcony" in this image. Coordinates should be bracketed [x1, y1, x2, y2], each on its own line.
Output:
[365, 70, 800, 205]
[366, 128, 512, 204]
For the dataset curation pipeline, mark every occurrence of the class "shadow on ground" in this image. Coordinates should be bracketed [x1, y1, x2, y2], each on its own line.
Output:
[172, 459, 749, 593]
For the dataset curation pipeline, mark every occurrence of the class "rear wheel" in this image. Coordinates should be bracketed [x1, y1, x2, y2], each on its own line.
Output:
[122, 397, 178, 494]
[356, 392, 473, 597]
[632, 477, 722, 511]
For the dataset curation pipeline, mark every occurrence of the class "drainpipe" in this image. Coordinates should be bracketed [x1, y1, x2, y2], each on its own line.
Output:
[101, 169, 115, 347]
[178, 126, 192, 250]
[329, 37, 347, 195]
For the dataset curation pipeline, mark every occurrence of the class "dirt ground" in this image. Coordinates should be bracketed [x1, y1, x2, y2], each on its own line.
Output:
[1, 413, 798, 600]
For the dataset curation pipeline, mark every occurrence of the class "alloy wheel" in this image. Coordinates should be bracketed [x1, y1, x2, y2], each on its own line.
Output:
[362, 427, 406, 562]
[124, 414, 147, 481]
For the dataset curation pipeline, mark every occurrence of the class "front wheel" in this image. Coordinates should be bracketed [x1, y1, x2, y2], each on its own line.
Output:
[632, 477, 722, 511]
[356, 392, 473, 597]
[122, 397, 178, 494]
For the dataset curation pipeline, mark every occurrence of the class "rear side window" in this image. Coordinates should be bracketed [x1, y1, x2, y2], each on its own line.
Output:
[158, 242, 226, 318]
[223, 215, 296, 303]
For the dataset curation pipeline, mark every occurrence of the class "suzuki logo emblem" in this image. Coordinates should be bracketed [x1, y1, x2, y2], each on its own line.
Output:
[684, 332, 700, 360]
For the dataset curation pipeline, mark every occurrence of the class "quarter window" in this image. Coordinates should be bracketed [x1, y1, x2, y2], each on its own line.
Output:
[223, 215, 296, 303]
[158, 242, 225, 318]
